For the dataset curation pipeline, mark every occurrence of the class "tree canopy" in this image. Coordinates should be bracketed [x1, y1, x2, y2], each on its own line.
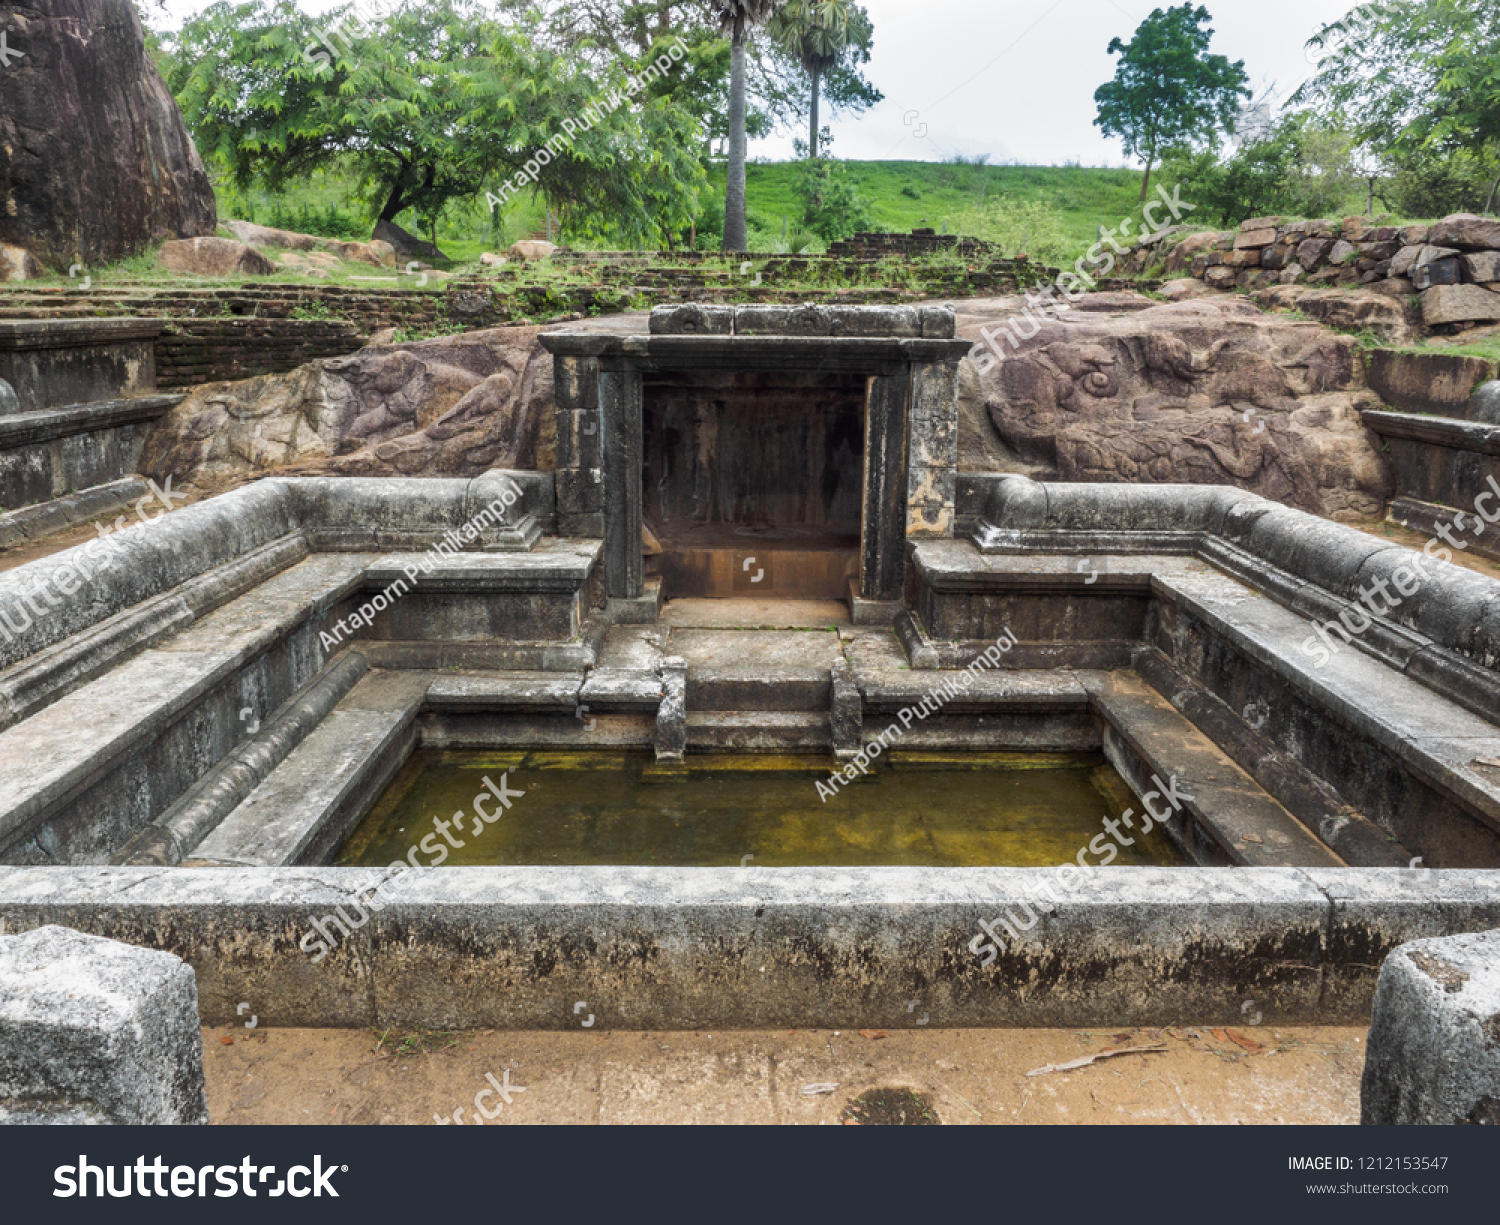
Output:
[163, 0, 707, 245]
[1293, 0, 1500, 174]
[1093, 4, 1249, 200]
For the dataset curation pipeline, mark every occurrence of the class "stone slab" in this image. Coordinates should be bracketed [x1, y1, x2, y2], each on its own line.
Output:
[0, 925, 207, 1124]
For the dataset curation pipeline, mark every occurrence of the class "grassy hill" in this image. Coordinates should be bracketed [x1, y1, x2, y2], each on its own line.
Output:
[726, 160, 1149, 262]
[219, 158, 1152, 266]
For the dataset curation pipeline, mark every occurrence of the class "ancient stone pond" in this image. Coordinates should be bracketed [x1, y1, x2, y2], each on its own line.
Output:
[1, 301, 1499, 1035]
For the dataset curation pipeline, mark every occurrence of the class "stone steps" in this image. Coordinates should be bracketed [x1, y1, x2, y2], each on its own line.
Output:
[686, 711, 832, 752]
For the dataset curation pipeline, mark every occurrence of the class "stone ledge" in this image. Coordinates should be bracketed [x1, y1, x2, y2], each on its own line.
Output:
[2, 866, 1499, 1028]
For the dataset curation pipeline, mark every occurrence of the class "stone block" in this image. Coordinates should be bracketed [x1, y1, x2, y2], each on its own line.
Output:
[648, 304, 734, 336]
[1361, 928, 1500, 1125]
[1234, 228, 1279, 250]
[1328, 239, 1359, 265]
[0, 925, 208, 1124]
[1412, 257, 1463, 290]
[1421, 284, 1500, 326]
[555, 466, 603, 514]
[1204, 265, 1237, 288]
[555, 409, 601, 471]
[1296, 238, 1334, 268]
[1415, 244, 1462, 268]
[1222, 248, 1260, 268]
[1463, 251, 1500, 284]
[1429, 213, 1500, 251]
[733, 305, 832, 336]
[1240, 216, 1283, 233]
[1389, 244, 1424, 278]
[557, 512, 605, 539]
[552, 355, 599, 412]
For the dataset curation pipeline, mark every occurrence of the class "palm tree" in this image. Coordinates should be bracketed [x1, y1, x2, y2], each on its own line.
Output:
[767, 0, 871, 159]
[718, 1, 784, 251]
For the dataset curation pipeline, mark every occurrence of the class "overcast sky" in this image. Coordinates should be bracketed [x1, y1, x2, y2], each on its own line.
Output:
[152, 0, 1365, 167]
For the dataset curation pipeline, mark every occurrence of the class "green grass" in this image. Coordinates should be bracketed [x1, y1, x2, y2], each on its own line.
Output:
[722, 160, 1149, 263]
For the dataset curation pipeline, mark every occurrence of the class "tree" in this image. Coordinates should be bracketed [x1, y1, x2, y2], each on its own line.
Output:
[766, 0, 876, 158]
[1093, 4, 1250, 201]
[164, 0, 705, 249]
[717, 1, 785, 252]
[1293, 0, 1500, 212]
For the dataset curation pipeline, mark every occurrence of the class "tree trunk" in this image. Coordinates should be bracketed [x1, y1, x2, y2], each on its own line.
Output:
[1139, 156, 1153, 202]
[809, 64, 821, 159]
[723, 12, 749, 252]
[378, 180, 408, 223]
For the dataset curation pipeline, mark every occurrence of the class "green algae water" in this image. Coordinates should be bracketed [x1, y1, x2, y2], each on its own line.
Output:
[337, 750, 1187, 868]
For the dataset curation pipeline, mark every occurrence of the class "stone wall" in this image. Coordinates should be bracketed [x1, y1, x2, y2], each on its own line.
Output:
[1131, 212, 1500, 334]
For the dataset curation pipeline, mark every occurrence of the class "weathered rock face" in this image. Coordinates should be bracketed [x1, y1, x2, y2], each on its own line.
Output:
[139, 326, 556, 490]
[223, 220, 396, 269]
[0, 0, 217, 269]
[0, 244, 43, 281]
[955, 294, 1391, 520]
[159, 238, 276, 278]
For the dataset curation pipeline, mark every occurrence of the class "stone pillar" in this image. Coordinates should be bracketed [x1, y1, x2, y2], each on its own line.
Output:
[907, 360, 959, 538]
[861, 373, 911, 604]
[600, 367, 644, 601]
[553, 354, 603, 538]
[655, 656, 688, 763]
[1361, 928, 1500, 1125]
[0, 925, 209, 1124]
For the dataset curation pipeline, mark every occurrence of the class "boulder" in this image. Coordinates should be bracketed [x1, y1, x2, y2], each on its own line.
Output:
[1341, 216, 1373, 241]
[372, 218, 448, 263]
[222, 219, 323, 251]
[1365, 349, 1497, 417]
[1463, 251, 1500, 284]
[1421, 284, 1500, 327]
[1203, 266, 1238, 289]
[331, 240, 396, 268]
[139, 325, 556, 488]
[1429, 213, 1500, 252]
[509, 240, 559, 261]
[159, 237, 277, 277]
[0, 244, 43, 281]
[1164, 231, 1230, 275]
[1253, 284, 1419, 345]
[1278, 263, 1306, 285]
[1361, 929, 1500, 1125]
[1400, 224, 1431, 245]
[0, 0, 217, 269]
[955, 293, 1391, 520]
[479, 252, 509, 268]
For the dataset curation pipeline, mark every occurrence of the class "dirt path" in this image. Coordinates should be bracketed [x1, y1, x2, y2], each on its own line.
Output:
[204, 1024, 1366, 1126]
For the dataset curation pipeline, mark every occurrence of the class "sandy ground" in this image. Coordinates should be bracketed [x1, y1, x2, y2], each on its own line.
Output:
[203, 1024, 1367, 1126]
